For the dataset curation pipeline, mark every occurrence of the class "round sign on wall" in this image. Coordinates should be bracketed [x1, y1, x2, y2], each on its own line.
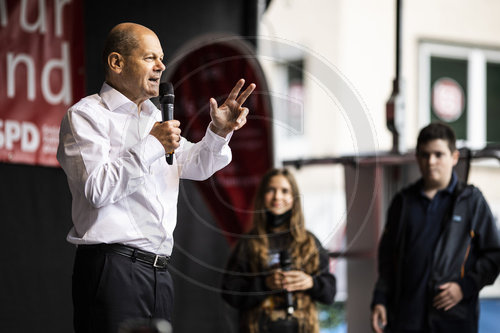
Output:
[432, 77, 465, 122]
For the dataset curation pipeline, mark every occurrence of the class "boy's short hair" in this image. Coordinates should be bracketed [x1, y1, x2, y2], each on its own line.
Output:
[416, 122, 457, 153]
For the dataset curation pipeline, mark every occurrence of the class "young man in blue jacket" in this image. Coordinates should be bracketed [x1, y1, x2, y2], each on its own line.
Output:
[371, 122, 500, 333]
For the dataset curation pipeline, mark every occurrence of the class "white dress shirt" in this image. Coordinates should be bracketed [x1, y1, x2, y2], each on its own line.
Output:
[57, 83, 232, 255]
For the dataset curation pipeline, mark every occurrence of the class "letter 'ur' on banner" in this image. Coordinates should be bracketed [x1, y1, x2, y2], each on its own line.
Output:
[0, 0, 85, 166]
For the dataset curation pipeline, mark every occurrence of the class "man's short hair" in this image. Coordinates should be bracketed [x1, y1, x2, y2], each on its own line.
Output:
[416, 122, 457, 153]
[102, 26, 139, 75]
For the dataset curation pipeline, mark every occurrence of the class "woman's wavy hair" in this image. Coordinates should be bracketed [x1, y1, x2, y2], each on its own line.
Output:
[248, 168, 319, 274]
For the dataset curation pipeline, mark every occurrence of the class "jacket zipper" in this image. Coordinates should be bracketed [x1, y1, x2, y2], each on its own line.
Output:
[460, 230, 475, 278]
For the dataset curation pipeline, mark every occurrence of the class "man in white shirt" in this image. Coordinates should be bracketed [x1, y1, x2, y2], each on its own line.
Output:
[57, 22, 255, 333]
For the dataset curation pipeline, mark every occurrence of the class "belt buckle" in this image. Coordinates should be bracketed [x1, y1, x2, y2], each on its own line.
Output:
[153, 255, 166, 268]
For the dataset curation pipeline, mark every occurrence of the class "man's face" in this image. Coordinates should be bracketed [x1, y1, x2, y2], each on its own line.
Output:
[416, 139, 459, 190]
[120, 31, 165, 105]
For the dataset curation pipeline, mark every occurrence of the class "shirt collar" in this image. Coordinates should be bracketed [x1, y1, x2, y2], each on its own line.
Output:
[99, 82, 157, 116]
[418, 171, 458, 196]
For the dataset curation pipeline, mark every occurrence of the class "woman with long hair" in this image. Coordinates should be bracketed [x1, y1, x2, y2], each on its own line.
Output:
[221, 168, 336, 333]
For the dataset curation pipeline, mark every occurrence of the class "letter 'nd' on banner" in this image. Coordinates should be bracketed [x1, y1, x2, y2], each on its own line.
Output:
[0, 0, 85, 166]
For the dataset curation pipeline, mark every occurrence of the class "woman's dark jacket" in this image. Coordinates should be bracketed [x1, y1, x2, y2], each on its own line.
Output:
[221, 231, 336, 330]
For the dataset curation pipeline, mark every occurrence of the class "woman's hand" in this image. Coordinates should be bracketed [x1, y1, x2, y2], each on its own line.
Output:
[282, 270, 313, 291]
[265, 269, 284, 290]
[265, 269, 313, 292]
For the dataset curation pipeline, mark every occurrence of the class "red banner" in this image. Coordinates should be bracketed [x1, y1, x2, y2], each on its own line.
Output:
[0, 0, 85, 166]
[164, 35, 273, 241]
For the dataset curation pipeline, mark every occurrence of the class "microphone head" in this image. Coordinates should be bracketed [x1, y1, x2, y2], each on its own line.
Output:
[159, 82, 174, 104]
[279, 250, 292, 271]
[159, 82, 173, 96]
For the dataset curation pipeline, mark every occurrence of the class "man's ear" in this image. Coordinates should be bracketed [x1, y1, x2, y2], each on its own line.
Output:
[452, 149, 460, 166]
[108, 52, 124, 74]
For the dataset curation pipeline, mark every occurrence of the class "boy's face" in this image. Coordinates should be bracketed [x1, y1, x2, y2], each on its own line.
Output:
[416, 139, 459, 190]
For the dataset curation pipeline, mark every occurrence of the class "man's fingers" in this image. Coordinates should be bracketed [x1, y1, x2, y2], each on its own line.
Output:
[155, 120, 180, 127]
[227, 79, 245, 101]
[236, 83, 256, 106]
[433, 282, 462, 311]
[433, 292, 445, 307]
[436, 300, 453, 311]
[209, 98, 218, 113]
[371, 314, 383, 333]
[371, 317, 382, 333]
[444, 303, 454, 311]
[161, 119, 181, 128]
[433, 292, 454, 310]
[150, 121, 181, 153]
[381, 310, 387, 326]
[371, 305, 386, 333]
[236, 108, 249, 124]
[433, 298, 445, 309]
[233, 118, 247, 131]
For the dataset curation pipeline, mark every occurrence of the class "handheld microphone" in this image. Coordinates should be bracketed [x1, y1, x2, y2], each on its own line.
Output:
[159, 82, 175, 165]
[279, 250, 294, 315]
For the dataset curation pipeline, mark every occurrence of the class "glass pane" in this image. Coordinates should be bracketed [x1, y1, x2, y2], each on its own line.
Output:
[430, 57, 468, 140]
[486, 62, 500, 144]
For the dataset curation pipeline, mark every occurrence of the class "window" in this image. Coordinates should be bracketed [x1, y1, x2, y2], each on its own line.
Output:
[419, 41, 500, 148]
[486, 61, 500, 144]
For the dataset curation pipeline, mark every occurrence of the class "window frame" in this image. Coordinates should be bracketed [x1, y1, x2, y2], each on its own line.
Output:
[419, 41, 500, 150]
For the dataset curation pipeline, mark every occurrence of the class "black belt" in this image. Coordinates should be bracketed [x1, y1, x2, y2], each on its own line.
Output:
[85, 243, 170, 269]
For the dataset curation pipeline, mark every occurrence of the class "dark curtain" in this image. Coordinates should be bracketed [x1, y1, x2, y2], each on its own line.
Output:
[0, 163, 75, 331]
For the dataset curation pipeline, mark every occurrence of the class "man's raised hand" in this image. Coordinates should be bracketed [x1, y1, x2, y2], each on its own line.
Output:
[209, 79, 256, 137]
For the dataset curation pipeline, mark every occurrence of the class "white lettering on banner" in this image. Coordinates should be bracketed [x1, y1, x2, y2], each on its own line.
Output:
[54, 0, 71, 37]
[2, 0, 71, 34]
[21, 121, 40, 152]
[4, 120, 20, 149]
[0, 120, 41, 152]
[41, 124, 59, 154]
[41, 42, 72, 105]
[0, 0, 7, 27]
[7, 52, 36, 101]
[20, 0, 47, 33]
[0, 0, 82, 165]
[7, 42, 72, 105]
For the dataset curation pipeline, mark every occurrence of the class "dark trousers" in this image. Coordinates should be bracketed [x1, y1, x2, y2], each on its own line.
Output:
[386, 318, 477, 333]
[72, 245, 174, 333]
